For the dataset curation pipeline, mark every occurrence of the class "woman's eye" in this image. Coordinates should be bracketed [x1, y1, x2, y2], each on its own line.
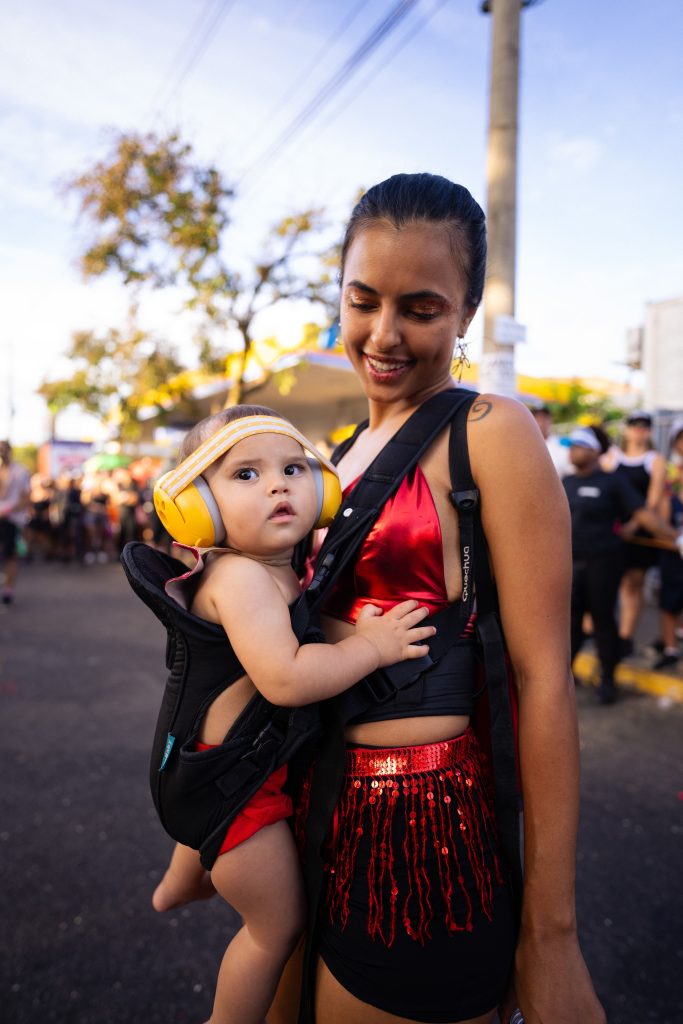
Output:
[407, 307, 439, 321]
[347, 296, 375, 312]
[235, 468, 257, 481]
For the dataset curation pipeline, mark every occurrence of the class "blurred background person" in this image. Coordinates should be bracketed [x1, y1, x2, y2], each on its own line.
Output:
[653, 420, 683, 670]
[602, 410, 667, 657]
[25, 474, 58, 561]
[81, 470, 113, 564]
[109, 467, 142, 554]
[529, 400, 572, 477]
[0, 440, 31, 604]
[562, 425, 674, 704]
[62, 472, 87, 563]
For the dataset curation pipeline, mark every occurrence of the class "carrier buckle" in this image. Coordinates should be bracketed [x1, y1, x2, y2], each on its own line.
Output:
[450, 488, 479, 512]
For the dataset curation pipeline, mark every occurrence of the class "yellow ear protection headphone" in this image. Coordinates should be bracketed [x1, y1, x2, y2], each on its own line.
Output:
[153, 415, 342, 547]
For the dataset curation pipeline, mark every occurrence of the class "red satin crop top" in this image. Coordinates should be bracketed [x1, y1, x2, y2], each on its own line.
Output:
[323, 464, 450, 624]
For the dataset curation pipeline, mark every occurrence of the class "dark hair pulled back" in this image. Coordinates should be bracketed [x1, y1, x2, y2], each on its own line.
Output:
[340, 173, 487, 309]
[588, 424, 611, 455]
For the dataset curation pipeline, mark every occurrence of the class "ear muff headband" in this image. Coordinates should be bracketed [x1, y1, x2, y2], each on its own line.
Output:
[153, 415, 341, 547]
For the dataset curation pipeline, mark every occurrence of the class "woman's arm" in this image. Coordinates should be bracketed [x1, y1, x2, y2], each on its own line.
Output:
[646, 452, 667, 509]
[468, 396, 605, 1024]
[202, 557, 435, 707]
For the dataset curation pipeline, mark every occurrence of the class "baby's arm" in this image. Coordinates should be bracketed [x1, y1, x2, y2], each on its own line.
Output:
[203, 557, 435, 707]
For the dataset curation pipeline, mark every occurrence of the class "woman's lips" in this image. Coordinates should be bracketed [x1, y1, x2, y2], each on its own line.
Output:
[364, 353, 413, 380]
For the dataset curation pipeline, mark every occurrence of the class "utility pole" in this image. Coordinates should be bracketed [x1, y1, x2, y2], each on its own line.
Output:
[479, 0, 533, 397]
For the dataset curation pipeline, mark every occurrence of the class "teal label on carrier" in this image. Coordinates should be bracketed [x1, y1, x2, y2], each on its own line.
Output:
[159, 733, 176, 772]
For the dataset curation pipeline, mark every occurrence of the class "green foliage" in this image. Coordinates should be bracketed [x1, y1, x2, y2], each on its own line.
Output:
[65, 130, 234, 290]
[38, 322, 186, 440]
[60, 129, 342, 407]
[13, 446, 38, 473]
[545, 383, 625, 430]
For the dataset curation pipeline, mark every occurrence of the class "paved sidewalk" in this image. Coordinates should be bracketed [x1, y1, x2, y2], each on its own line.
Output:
[572, 602, 683, 704]
[2, 560, 682, 1024]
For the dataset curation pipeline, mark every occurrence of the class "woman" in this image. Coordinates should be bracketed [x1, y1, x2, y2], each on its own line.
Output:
[562, 425, 662, 704]
[603, 411, 667, 656]
[269, 174, 605, 1024]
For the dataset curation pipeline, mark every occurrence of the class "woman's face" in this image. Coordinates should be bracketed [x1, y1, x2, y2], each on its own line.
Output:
[340, 221, 476, 407]
[624, 420, 651, 444]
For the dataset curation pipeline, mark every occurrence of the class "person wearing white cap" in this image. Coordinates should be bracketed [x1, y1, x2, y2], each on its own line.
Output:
[528, 402, 573, 478]
[561, 425, 674, 703]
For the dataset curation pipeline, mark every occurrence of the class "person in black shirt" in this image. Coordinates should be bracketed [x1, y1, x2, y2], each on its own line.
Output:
[562, 425, 673, 703]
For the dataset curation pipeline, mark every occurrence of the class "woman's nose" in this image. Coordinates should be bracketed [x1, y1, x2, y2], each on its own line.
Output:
[371, 307, 401, 350]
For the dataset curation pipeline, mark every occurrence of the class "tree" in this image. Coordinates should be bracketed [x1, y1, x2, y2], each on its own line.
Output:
[38, 319, 186, 440]
[60, 129, 340, 409]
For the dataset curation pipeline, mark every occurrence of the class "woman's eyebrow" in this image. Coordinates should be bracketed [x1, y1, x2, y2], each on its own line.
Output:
[345, 280, 448, 303]
[402, 289, 448, 302]
[345, 279, 377, 294]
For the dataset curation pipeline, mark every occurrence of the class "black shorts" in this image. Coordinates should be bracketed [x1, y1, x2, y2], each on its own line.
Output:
[660, 552, 683, 615]
[0, 519, 18, 560]
[317, 729, 517, 1022]
[623, 535, 658, 572]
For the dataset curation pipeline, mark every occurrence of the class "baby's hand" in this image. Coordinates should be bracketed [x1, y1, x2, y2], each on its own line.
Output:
[355, 600, 435, 667]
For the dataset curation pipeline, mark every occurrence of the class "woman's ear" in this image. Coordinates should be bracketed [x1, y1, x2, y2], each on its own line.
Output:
[459, 305, 478, 339]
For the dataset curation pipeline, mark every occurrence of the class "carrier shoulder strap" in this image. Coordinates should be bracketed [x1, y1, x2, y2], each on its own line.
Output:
[448, 399, 523, 915]
[296, 389, 476, 1024]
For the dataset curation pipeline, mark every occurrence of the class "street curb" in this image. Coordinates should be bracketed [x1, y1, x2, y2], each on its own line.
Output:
[573, 651, 683, 704]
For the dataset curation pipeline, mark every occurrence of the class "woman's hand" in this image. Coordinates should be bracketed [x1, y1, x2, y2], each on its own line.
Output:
[355, 600, 436, 667]
[509, 928, 606, 1024]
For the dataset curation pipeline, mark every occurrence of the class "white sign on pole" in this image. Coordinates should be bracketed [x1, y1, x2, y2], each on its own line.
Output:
[494, 314, 527, 346]
[478, 351, 516, 397]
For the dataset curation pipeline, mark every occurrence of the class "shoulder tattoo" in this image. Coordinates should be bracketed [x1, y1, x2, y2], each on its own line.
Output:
[469, 399, 493, 422]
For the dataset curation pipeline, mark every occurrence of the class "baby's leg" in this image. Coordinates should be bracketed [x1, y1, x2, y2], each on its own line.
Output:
[152, 842, 216, 912]
[207, 820, 305, 1024]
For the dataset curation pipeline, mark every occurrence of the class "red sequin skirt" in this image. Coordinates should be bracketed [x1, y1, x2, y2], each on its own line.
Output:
[316, 727, 505, 947]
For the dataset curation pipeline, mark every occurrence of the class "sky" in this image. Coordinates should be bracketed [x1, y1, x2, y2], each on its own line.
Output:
[2, 0, 683, 446]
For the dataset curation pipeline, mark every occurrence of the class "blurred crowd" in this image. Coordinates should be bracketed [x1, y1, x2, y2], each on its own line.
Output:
[530, 405, 683, 687]
[20, 466, 171, 565]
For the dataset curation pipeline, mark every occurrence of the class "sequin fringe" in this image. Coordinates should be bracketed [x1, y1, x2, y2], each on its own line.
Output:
[324, 729, 503, 946]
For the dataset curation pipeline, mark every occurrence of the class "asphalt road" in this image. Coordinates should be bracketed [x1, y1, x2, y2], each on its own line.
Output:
[1, 560, 681, 1024]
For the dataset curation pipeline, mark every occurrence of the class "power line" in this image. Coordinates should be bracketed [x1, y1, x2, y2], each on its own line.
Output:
[238, 0, 422, 190]
[149, 0, 238, 121]
[234, 0, 367, 164]
[147, 0, 220, 118]
[311, 0, 451, 147]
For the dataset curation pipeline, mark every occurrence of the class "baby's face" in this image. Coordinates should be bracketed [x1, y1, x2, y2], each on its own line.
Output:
[204, 432, 318, 557]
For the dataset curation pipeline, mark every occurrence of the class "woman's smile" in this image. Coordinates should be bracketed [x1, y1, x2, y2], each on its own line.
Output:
[363, 352, 414, 381]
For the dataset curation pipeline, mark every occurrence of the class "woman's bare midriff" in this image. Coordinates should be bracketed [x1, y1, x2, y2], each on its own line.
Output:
[321, 612, 470, 747]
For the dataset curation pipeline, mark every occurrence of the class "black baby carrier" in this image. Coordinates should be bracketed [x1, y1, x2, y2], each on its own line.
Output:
[121, 543, 323, 869]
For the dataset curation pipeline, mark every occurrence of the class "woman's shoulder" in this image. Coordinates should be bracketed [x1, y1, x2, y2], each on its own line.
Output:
[466, 392, 539, 440]
[466, 393, 562, 489]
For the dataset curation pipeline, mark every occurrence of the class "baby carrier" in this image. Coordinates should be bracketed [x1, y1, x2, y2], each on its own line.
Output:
[121, 543, 324, 869]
